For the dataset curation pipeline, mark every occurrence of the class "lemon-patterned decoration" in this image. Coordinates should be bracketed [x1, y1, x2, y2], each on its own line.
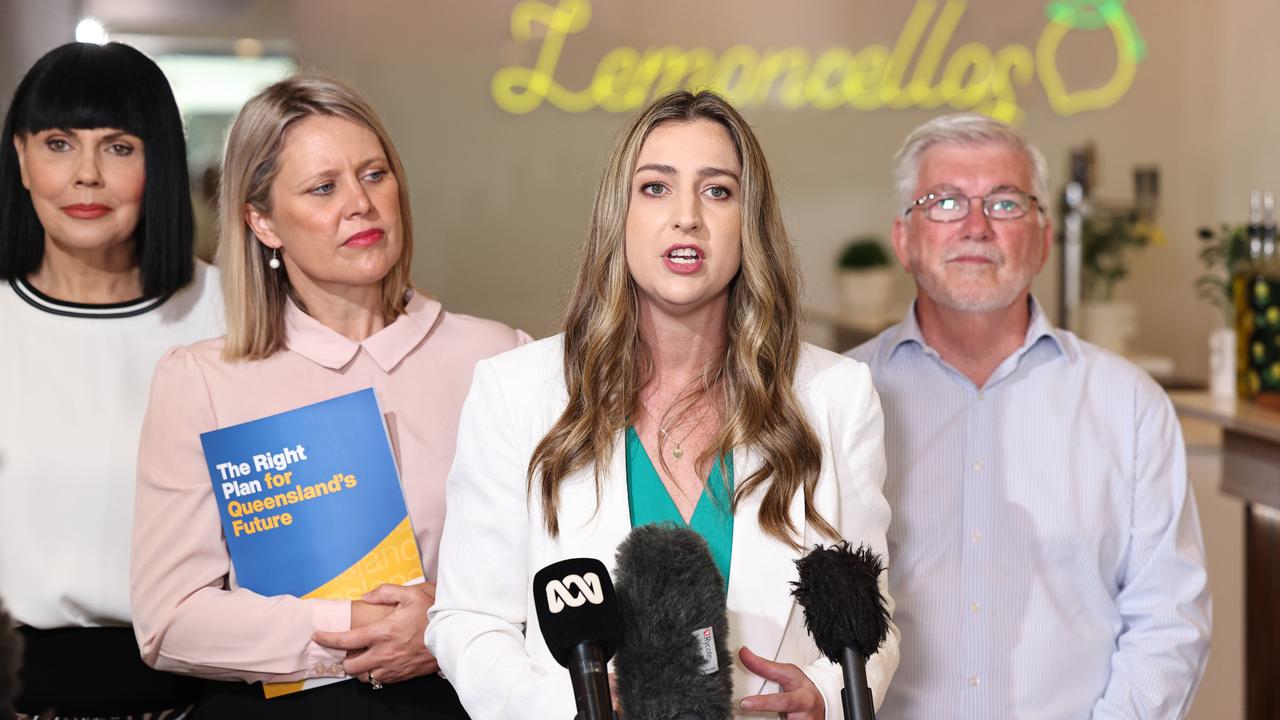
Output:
[1236, 273, 1280, 403]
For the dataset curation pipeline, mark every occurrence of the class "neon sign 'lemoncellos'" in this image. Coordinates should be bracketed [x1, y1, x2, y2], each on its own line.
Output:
[491, 0, 1147, 123]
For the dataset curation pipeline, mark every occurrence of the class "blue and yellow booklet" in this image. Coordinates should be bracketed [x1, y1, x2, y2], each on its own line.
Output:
[199, 387, 424, 698]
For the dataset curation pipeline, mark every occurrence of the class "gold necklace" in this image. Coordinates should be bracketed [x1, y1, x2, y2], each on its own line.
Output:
[639, 401, 703, 460]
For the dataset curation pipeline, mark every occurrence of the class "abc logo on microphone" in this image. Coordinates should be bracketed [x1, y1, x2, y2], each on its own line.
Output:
[545, 572, 605, 613]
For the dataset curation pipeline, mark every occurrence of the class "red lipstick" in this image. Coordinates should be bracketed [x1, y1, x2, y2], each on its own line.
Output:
[62, 204, 111, 219]
[344, 229, 385, 247]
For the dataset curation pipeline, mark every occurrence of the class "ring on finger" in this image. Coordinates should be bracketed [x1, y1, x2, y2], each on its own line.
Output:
[369, 671, 384, 690]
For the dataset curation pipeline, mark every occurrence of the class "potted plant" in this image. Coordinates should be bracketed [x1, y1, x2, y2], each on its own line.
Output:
[1195, 223, 1247, 398]
[1077, 209, 1163, 354]
[836, 236, 894, 321]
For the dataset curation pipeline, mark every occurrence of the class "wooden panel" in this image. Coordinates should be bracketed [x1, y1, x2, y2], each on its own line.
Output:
[1246, 505, 1280, 720]
[1222, 431, 1280, 508]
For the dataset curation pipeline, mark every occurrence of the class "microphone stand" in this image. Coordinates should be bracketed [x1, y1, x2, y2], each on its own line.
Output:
[839, 647, 875, 720]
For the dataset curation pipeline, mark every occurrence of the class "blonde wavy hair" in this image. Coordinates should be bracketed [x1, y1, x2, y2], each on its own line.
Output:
[217, 74, 413, 360]
[529, 91, 831, 547]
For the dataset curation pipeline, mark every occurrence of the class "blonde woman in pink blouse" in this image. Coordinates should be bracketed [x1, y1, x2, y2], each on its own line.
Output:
[130, 75, 527, 718]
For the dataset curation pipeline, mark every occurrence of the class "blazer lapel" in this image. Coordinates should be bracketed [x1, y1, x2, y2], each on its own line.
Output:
[726, 445, 806, 696]
[554, 431, 632, 572]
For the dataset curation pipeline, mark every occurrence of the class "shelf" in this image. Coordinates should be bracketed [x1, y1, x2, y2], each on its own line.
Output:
[1171, 391, 1280, 446]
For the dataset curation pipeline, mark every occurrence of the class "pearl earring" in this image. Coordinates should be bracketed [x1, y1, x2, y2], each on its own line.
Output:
[268, 248, 281, 270]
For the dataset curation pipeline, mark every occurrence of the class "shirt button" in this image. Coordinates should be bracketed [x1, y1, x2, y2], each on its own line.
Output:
[971, 531, 982, 543]
[977, 391, 986, 400]
[972, 460, 983, 471]
[970, 601, 981, 614]
[968, 675, 981, 687]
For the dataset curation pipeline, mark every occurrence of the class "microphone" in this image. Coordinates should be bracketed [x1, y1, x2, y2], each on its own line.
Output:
[791, 541, 890, 720]
[613, 524, 732, 720]
[533, 558, 619, 720]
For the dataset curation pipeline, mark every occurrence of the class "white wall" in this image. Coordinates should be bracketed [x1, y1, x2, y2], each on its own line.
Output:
[0, 1, 76, 95]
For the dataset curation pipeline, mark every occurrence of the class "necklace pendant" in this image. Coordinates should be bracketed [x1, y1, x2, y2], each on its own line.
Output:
[672, 446, 684, 460]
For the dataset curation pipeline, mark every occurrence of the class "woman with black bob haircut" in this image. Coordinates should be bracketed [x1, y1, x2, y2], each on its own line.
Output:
[0, 42, 221, 717]
[0, 41, 195, 294]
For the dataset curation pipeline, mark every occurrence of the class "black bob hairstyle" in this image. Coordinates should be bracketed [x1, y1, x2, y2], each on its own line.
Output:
[0, 42, 193, 297]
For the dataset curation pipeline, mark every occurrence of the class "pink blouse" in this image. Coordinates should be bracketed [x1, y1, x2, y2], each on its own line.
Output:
[130, 292, 529, 683]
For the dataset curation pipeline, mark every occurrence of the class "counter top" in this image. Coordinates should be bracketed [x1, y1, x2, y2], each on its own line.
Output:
[1170, 391, 1280, 445]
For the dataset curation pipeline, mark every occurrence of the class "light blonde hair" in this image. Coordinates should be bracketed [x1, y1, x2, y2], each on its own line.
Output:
[529, 91, 831, 548]
[217, 74, 414, 360]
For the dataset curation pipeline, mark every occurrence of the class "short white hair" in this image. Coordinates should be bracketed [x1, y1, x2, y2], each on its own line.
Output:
[892, 113, 1050, 214]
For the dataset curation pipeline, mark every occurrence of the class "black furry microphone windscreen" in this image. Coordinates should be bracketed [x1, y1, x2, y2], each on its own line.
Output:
[613, 524, 733, 720]
[791, 541, 890, 663]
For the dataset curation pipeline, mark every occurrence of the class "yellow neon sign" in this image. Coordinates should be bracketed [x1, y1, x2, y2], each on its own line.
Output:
[491, 0, 1146, 122]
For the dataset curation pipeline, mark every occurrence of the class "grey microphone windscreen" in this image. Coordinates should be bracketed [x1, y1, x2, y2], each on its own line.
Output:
[613, 524, 732, 720]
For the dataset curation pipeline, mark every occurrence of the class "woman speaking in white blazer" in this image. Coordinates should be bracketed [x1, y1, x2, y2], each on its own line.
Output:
[427, 90, 898, 719]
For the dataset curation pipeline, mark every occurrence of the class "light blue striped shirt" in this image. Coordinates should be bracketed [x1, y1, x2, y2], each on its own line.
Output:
[848, 298, 1210, 720]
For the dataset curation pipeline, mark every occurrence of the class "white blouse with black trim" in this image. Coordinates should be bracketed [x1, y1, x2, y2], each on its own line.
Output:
[0, 261, 223, 629]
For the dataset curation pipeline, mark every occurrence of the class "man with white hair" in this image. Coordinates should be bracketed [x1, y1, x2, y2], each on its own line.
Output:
[848, 114, 1210, 718]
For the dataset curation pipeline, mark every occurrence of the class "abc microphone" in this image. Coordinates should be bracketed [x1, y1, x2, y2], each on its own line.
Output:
[613, 524, 732, 720]
[533, 558, 620, 720]
[791, 542, 890, 720]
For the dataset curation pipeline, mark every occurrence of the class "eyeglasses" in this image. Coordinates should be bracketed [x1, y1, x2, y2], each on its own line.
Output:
[905, 190, 1042, 223]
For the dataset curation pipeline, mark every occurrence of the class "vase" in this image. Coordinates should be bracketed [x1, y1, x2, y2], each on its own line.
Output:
[1080, 300, 1139, 355]
[1209, 327, 1236, 399]
[838, 268, 894, 322]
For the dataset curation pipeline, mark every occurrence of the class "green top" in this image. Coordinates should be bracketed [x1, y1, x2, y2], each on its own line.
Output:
[624, 426, 734, 591]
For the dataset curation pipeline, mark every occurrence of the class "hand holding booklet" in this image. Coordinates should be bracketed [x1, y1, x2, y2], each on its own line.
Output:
[199, 387, 423, 698]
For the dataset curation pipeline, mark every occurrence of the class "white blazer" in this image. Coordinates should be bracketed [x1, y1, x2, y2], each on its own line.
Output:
[427, 336, 898, 719]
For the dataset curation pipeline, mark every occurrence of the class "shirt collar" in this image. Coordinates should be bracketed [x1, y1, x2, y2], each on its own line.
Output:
[284, 289, 442, 372]
[10, 276, 172, 319]
[883, 295, 1075, 365]
[1024, 296, 1074, 363]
